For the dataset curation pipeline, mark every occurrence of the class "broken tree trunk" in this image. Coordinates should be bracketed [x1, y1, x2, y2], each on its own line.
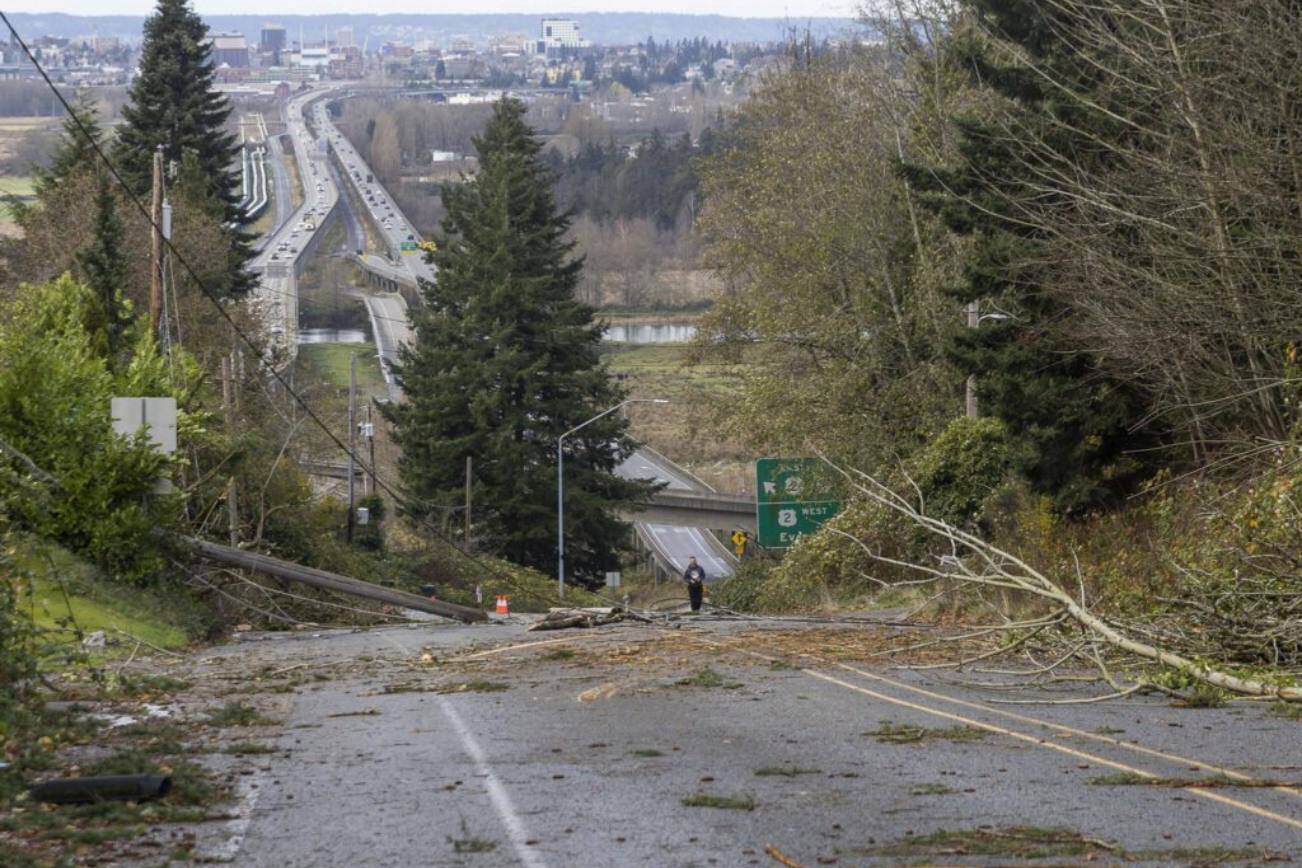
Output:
[528, 607, 626, 631]
[822, 461, 1302, 702]
[172, 535, 487, 624]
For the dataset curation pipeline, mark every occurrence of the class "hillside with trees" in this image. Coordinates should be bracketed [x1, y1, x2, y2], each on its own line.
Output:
[699, 0, 1302, 690]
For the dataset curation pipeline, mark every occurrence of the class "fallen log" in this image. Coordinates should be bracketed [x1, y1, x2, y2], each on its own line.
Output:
[528, 607, 627, 631]
[171, 535, 486, 624]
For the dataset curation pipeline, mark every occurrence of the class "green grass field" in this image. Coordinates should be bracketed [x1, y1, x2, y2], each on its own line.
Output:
[296, 341, 386, 399]
[0, 174, 35, 236]
[0, 117, 58, 131]
[601, 344, 753, 492]
[0, 174, 36, 197]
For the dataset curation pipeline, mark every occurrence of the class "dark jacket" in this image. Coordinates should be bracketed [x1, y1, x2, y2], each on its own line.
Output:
[683, 563, 706, 584]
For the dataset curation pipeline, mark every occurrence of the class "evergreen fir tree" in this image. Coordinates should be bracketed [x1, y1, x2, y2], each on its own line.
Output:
[114, 0, 253, 294]
[906, 0, 1151, 510]
[33, 92, 103, 200]
[383, 98, 652, 582]
[75, 173, 132, 367]
[115, 0, 239, 213]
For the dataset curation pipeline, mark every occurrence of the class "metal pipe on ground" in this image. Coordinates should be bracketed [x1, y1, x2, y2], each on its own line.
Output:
[29, 774, 172, 804]
[170, 534, 487, 623]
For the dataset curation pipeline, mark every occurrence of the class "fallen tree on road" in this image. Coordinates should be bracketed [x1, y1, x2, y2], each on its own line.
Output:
[822, 460, 1301, 703]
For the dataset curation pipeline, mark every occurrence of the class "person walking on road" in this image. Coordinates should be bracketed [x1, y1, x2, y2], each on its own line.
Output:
[683, 556, 706, 612]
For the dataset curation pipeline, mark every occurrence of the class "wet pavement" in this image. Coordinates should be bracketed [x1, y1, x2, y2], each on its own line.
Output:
[177, 618, 1300, 866]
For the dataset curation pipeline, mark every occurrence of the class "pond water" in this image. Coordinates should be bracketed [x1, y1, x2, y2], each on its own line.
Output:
[298, 323, 694, 344]
[603, 323, 698, 344]
[299, 328, 371, 344]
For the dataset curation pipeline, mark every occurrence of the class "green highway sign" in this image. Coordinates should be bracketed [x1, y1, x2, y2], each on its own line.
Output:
[399, 240, 419, 252]
[755, 458, 841, 548]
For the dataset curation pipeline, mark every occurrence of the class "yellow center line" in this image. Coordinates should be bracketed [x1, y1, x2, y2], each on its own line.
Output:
[693, 636, 1302, 833]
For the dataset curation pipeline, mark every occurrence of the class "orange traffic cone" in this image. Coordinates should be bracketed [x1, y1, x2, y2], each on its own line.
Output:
[495, 595, 509, 615]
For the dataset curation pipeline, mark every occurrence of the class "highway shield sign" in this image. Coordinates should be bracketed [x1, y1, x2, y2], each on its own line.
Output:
[755, 458, 840, 548]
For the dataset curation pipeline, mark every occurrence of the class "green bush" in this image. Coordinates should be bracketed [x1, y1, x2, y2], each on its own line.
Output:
[0, 277, 192, 583]
[737, 418, 1015, 612]
[0, 531, 40, 798]
[711, 560, 772, 612]
[911, 416, 1014, 527]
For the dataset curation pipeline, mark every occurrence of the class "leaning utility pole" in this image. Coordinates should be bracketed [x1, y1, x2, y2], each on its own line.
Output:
[346, 351, 356, 543]
[149, 146, 165, 334]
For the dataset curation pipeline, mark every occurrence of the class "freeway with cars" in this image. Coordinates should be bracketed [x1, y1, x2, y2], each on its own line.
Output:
[248, 83, 736, 580]
[313, 99, 435, 288]
[248, 87, 343, 356]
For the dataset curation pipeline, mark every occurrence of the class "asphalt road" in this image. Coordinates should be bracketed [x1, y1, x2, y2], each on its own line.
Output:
[364, 293, 413, 403]
[316, 101, 435, 286]
[617, 450, 738, 581]
[182, 619, 1302, 866]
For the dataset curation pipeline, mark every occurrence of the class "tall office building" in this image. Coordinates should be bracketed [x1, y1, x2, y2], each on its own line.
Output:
[260, 24, 286, 63]
[335, 27, 355, 49]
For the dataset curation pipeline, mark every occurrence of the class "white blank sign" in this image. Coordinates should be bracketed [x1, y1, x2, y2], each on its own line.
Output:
[111, 397, 177, 455]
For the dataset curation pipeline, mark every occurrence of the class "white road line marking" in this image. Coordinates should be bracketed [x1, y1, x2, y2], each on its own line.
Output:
[702, 633, 1302, 799]
[439, 696, 547, 868]
[830, 660, 1302, 800]
[694, 636, 1302, 832]
[803, 669, 1302, 832]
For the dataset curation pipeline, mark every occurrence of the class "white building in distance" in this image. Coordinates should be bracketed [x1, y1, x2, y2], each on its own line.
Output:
[537, 18, 590, 55]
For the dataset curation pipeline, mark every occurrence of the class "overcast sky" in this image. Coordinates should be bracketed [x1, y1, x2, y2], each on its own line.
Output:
[24, 1, 858, 18]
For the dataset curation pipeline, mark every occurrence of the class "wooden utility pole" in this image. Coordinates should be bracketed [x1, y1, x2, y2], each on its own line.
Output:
[365, 404, 376, 496]
[149, 146, 165, 334]
[965, 300, 979, 419]
[464, 455, 472, 553]
[176, 535, 487, 623]
[346, 351, 356, 543]
[221, 356, 238, 547]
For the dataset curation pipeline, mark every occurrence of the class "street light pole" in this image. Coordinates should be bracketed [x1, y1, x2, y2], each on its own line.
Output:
[557, 398, 669, 599]
[965, 304, 1010, 420]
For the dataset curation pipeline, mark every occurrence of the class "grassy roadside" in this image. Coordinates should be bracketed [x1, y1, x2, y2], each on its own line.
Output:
[281, 140, 303, 212]
[11, 537, 202, 658]
[0, 174, 35, 237]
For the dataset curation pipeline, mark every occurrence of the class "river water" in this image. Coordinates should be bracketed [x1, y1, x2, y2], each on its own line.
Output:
[603, 323, 697, 344]
[299, 324, 696, 345]
[299, 328, 370, 344]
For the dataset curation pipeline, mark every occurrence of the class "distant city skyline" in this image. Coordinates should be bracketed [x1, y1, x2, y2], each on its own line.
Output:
[13, 1, 858, 20]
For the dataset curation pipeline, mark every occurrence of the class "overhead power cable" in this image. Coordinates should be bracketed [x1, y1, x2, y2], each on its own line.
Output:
[0, 14, 574, 610]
